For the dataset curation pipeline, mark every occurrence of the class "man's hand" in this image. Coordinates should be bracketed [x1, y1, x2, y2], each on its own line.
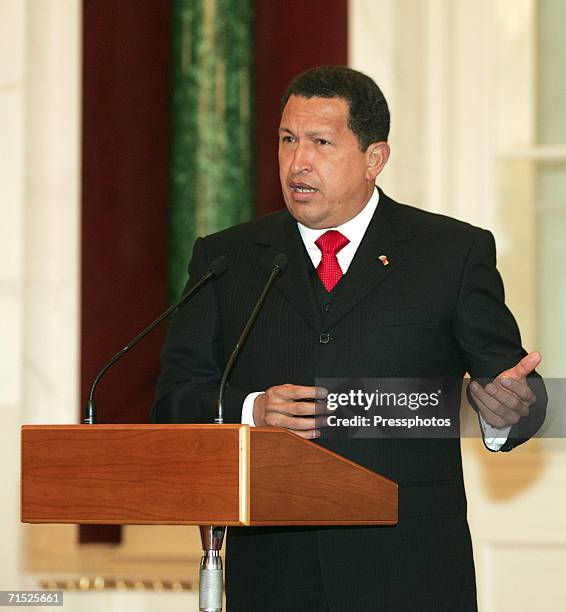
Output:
[469, 351, 542, 428]
[253, 384, 328, 439]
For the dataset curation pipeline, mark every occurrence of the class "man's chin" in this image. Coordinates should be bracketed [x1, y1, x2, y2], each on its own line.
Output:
[289, 211, 334, 230]
[284, 199, 331, 229]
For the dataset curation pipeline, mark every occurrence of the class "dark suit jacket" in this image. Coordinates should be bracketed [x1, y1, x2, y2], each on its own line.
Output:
[151, 190, 546, 611]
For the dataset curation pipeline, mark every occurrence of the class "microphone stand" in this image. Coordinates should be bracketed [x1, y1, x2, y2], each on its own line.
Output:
[198, 254, 287, 612]
[80, 256, 229, 611]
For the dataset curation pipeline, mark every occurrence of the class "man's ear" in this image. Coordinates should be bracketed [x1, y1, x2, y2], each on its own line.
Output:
[365, 142, 390, 181]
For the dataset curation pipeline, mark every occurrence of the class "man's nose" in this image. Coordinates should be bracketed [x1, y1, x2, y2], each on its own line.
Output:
[291, 143, 312, 173]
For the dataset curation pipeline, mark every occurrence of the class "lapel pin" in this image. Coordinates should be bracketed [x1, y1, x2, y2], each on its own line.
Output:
[378, 255, 390, 266]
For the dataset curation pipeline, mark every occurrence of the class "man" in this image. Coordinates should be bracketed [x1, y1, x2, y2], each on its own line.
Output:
[152, 67, 546, 611]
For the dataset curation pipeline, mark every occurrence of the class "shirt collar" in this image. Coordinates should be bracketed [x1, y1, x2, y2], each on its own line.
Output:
[297, 186, 380, 250]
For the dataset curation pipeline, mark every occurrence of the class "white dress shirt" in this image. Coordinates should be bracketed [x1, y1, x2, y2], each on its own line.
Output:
[240, 188, 510, 450]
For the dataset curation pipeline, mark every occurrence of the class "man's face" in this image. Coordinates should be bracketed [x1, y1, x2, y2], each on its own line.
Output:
[278, 95, 388, 229]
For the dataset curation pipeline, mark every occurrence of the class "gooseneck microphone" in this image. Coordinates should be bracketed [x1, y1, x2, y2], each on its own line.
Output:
[215, 253, 288, 425]
[83, 255, 229, 425]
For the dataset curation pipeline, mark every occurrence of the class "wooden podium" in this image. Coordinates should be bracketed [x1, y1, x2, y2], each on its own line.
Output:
[21, 424, 398, 526]
[21, 424, 397, 610]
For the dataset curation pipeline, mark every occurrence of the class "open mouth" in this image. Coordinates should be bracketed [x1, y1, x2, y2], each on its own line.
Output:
[290, 182, 317, 194]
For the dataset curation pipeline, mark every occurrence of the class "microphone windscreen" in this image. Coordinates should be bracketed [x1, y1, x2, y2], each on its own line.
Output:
[272, 253, 288, 273]
[209, 256, 229, 277]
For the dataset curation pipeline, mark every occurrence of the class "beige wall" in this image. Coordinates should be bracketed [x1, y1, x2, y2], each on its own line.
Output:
[0, 0, 26, 591]
[1, 0, 82, 593]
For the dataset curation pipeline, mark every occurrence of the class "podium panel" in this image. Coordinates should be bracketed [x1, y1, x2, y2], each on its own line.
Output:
[21, 424, 398, 526]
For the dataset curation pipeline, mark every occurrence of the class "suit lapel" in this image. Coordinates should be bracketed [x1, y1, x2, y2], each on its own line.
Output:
[256, 212, 322, 332]
[324, 192, 413, 328]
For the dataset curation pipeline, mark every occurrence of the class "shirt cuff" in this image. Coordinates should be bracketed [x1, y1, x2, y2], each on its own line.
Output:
[479, 413, 512, 451]
[241, 391, 263, 427]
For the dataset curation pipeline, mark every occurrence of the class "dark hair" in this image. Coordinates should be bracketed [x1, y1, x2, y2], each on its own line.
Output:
[281, 66, 390, 151]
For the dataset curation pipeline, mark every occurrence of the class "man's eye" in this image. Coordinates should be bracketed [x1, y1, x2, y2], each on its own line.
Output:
[281, 135, 296, 143]
[317, 139, 331, 146]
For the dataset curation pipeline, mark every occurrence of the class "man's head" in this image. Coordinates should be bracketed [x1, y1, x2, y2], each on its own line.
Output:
[278, 66, 391, 229]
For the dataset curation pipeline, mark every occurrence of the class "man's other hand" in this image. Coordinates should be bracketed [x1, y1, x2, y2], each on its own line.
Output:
[253, 384, 329, 439]
[469, 351, 542, 428]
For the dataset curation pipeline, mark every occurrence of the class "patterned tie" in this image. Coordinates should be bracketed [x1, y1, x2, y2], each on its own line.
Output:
[315, 230, 350, 292]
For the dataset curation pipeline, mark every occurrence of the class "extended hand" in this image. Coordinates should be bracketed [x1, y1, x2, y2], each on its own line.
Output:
[469, 351, 541, 428]
[253, 384, 328, 439]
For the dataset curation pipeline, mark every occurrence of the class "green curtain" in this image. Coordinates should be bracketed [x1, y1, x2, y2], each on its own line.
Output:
[170, 0, 254, 300]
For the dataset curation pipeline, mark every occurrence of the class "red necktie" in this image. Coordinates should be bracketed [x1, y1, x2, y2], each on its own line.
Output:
[315, 230, 350, 292]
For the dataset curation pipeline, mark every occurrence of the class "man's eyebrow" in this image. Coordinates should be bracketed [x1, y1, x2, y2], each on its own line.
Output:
[305, 130, 334, 139]
[278, 127, 334, 137]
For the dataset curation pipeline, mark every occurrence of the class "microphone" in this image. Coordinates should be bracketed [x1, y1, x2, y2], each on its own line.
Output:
[216, 253, 287, 425]
[83, 255, 229, 424]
